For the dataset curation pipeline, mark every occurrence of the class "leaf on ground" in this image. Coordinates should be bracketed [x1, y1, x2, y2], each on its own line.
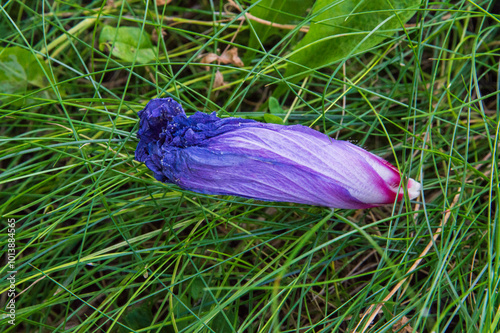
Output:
[213, 70, 228, 89]
[211, 310, 239, 333]
[170, 295, 192, 331]
[268, 96, 283, 114]
[99, 25, 157, 64]
[247, 0, 315, 50]
[119, 305, 153, 333]
[264, 113, 284, 124]
[200, 47, 244, 70]
[220, 48, 244, 67]
[0, 46, 53, 106]
[392, 316, 416, 332]
[152, 28, 167, 44]
[283, 0, 420, 84]
[200, 53, 220, 67]
[188, 277, 205, 301]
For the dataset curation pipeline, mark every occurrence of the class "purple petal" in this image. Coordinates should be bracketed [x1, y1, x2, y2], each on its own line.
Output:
[135, 98, 420, 209]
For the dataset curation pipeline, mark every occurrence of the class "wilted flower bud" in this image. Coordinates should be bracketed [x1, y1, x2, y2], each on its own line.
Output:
[135, 98, 420, 209]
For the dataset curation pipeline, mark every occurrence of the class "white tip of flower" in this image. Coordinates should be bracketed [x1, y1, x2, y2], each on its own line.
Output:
[407, 178, 421, 200]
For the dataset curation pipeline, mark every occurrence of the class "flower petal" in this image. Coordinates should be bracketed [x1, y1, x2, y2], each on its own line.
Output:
[135, 98, 420, 209]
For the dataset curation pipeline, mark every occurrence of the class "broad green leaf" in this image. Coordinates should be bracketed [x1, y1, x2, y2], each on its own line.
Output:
[0, 46, 53, 106]
[247, 0, 314, 52]
[99, 25, 157, 64]
[188, 277, 205, 300]
[211, 310, 239, 333]
[264, 113, 285, 124]
[284, 0, 420, 82]
[268, 96, 284, 114]
[119, 305, 153, 333]
[169, 294, 191, 331]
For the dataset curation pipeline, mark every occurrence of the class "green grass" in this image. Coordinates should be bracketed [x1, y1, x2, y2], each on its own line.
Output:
[1, 0, 499, 332]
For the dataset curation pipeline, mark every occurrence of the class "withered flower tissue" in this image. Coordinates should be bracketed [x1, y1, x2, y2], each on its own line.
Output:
[135, 98, 420, 209]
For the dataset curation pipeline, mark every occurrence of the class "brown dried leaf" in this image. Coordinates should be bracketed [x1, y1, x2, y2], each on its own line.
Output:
[152, 28, 167, 44]
[200, 53, 219, 64]
[392, 316, 415, 333]
[156, 0, 171, 5]
[199, 47, 244, 71]
[219, 47, 244, 67]
[199, 53, 218, 70]
[213, 70, 227, 89]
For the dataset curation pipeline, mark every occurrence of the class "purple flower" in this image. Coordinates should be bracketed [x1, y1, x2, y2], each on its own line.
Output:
[135, 98, 420, 209]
